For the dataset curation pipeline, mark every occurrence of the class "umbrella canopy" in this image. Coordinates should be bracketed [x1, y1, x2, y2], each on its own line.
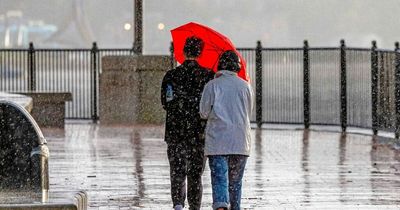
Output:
[171, 22, 249, 81]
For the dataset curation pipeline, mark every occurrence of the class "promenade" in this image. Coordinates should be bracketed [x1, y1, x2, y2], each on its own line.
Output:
[43, 123, 400, 209]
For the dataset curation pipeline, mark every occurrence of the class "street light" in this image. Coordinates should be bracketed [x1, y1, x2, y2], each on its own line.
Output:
[158, 23, 165, 31]
[133, 0, 142, 54]
[124, 23, 132, 31]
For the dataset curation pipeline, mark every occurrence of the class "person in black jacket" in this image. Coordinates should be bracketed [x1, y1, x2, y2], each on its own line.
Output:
[161, 36, 215, 210]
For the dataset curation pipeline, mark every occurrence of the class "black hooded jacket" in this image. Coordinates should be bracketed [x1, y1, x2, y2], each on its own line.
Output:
[161, 60, 215, 144]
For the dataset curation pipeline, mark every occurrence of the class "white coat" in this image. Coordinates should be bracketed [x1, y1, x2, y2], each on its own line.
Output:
[199, 70, 254, 156]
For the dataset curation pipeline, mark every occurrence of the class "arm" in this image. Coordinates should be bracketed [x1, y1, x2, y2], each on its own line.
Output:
[247, 84, 255, 116]
[160, 72, 169, 110]
[199, 83, 214, 119]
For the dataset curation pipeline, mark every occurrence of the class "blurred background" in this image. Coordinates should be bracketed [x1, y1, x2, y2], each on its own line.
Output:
[0, 0, 399, 53]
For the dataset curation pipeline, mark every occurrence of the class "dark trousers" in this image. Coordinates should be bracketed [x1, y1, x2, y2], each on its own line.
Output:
[167, 140, 205, 210]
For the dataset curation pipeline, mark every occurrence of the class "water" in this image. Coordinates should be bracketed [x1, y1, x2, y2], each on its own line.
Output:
[41, 123, 400, 209]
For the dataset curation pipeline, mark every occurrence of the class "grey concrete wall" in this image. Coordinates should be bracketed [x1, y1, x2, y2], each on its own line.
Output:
[100, 55, 169, 125]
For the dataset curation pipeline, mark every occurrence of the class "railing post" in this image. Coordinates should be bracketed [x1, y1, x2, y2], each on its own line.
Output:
[28, 42, 36, 91]
[371, 41, 378, 135]
[303, 40, 310, 129]
[170, 42, 175, 69]
[91, 42, 99, 123]
[255, 41, 263, 128]
[395, 42, 400, 138]
[340, 40, 347, 132]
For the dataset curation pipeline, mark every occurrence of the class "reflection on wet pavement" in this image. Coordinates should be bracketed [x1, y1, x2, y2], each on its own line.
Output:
[43, 124, 400, 209]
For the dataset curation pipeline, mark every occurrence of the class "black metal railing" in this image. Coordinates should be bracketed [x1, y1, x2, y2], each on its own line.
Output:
[0, 42, 134, 121]
[2, 40, 400, 137]
[170, 40, 400, 137]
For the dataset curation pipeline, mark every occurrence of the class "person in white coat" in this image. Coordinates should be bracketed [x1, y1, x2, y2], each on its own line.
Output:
[199, 50, 254, 210]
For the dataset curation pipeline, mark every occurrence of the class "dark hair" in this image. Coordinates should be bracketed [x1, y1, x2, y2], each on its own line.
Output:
[217, 50, 241, 72]
[183, 36, 204, 58]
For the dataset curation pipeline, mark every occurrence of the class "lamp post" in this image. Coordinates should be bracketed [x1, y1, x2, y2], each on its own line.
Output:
[133, 0, 143, 54]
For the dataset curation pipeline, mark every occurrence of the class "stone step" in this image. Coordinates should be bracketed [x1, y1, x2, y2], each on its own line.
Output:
[0, 191, 87, 210]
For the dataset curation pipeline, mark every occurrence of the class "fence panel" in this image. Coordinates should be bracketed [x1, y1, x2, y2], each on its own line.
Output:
[237, 49, 256, 122]
[0, 48, 134, 120]
[309, 49, 341, 125]
[35, 50, 92, 119]
[377, 51, 397, 131]
[346, 49, 372, 128]
[0, 50, 29, 92]
[262, 49, 304, 123]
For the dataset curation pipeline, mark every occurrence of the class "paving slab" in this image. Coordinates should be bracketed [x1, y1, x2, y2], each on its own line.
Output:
[41, 124, 400, 209]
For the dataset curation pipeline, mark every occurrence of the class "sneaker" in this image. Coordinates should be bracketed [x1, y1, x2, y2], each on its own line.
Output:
[174, 204, 183, 210]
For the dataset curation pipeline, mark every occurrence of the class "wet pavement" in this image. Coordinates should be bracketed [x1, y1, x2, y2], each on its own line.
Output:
[42, 123, 400, 209]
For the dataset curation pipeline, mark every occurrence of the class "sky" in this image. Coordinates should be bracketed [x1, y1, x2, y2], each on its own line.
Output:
[1, 0, 400, 53]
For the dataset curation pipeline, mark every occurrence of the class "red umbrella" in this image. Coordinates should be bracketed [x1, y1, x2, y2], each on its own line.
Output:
[171, 22, 249, 81]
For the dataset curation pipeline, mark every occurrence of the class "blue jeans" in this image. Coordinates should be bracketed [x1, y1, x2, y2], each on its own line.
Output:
[208, 155, 248, 210]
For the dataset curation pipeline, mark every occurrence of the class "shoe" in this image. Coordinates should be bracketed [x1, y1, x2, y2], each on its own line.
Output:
[174, 204, 184, 210]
